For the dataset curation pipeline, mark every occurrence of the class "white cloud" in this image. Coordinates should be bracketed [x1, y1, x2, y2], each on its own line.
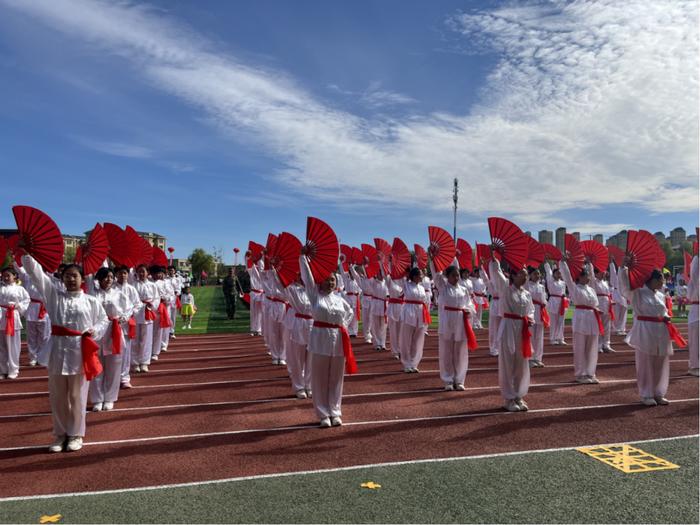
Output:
[73, 136, 153, 159]
[3, 0, 698, 228]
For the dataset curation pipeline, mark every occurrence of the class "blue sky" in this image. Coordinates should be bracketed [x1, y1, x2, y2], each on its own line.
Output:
[0, 0, 697, 263]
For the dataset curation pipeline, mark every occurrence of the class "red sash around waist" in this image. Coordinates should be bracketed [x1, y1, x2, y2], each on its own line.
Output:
[109, 317, 122, 354]
[597, 294, 616, 321]
[636, 316, 687, 347]
[532, 300, 551, 328]
[176, 295, 182, 311]
[665, 296, 674, 317]
[30, 298, 48, 320]
[388, 298, 404, 305]
[443, 306, 478, 350]
[157, 301, 172, 328]
[142, 300, 156, 321]
[0, 304, 16, 336]
[549, 294, 569, 316]
[345, 293, 361, 322]
[50, 325, 102, 380]
[295, 313, 313, 320]
[127, 317, 137, 339]
[250, 288, 263, 294]
[404, 300, 432, 325]
[575, 305, 604, 335]
[502, 312, 532, 358]
[312, 321, 357, 374]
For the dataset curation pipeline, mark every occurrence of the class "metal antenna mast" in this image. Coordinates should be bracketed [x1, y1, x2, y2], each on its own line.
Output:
[452, 178, 458, 242]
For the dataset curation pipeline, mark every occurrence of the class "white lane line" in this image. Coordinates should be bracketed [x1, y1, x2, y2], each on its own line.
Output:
[0, 398, 696, 453]
[2, 376, 698, 420]
[0, 433, 695, 503]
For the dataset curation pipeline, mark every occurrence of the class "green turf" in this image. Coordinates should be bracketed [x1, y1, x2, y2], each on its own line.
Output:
[1, 437, 696, 524]
[176, 286, 250, 335]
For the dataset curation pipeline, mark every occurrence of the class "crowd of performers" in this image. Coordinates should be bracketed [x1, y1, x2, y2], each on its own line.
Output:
[0, 247, 697, 451]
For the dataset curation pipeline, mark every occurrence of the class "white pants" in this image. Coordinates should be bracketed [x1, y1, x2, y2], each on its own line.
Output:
[152, 321, 169, 356]
[499, 346, 530, 401]
[371, 315, 387, 348]
[549, 312, 565, 343]
[688, 321, 699, 370]
[250, 299, 263, 333]
[573, 332, 599, 378]
[531, 323, 545, 363]
[134, 323, 153, 366]
[49, 374, 89, 438]
[488, 312, 501, 354]
[169, 304, 178, 334]
[388, 317, 402, 356]
[472, 303, 485, 329]
[26, 319, 51, 363]
[613, 304, 628, 333]
[361, 301, 372, 342]
[347, 299, 359, 336]
[0, 331, 22, 376]
[287, 341, 312, 393]
[266, 318, 286, 360]
[120, 337, 133, 384]
[310, 353, 345, 419]
[635, 351, 670, 398]
[89, 352, 123, 404]
[438, 336, 469, 385]
[599, 311, 612, 348]
[399, 323, 426, 369]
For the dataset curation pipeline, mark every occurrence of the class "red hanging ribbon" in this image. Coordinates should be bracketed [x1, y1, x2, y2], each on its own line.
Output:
[1, 304, 16, 336]
[158, 301, 172, 328]
[176, 295, 182, 311]
[665, 296, 674, 317]
[533, 300, 550, 328]
[444, 306, 478, 351]
[502, 312, 532, 358]
[127, 317, 137, 339]
[636, 316, 687, 348]
[142, 301, 156, 321]
[50, 325, 102, 380]
[608, 295, 615, 321]
[30, 298, 47, 319]
[313, 321, 358, 374]
[575, 305, 604, 335]
[405, 299, 432, 326]
[110, 317, 122, 354]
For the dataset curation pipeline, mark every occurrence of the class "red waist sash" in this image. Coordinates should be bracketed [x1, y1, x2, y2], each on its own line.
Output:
[142, 301, 156, 321]
[665, 296, 674, 317]
[312, 321, 357, 374]
[443, 306, 478, 351]
[50, 325, 102, 380]
[575, 305, 604, 335]
[30, 298, 48, 320]
[596, 294, 616, 321]
[388, 298, 404, 305]
[636, 316, 687, 347]
[127, 317, 137, 339]
[109, 317, 122, 354]
[549, 294, 569, 316]
[157, 302, 172, 328]
[532, 300, 550, 328]
[0, 304, 16, 336]
[295, 313, 313, 320]
[404, 299, 432, 325]
[502, 312, 532, 358]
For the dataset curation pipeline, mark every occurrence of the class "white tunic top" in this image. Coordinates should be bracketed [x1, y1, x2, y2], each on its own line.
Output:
[133, 280, 160, 324]
[560, 262, 601, 336]
[22, 254, 109, 375]
[431, 260, 476, 341]
[0, 282, 30, 331]
[284, 282, 313, 345]
[247, 262, 265, 303]
[15, 264, 47, 322]
[370, 278, 389, 317]
[300, 255, 353, 357]
[490, 260, 535, 354]
[688, 256, 699, 324]
[385, 276, 404, 322]
[401, 280, 430, 328]
[609, 262, 628, 307]
[90, 286, 129, 355]
[526, 280, 547, 325]
[591, 273, 612, 313]
[544, 262, 568, 315]
[619, 267, 674, 356]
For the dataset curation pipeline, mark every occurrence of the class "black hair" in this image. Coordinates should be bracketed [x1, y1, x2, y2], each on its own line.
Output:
[62, 264, 84, 278]
[408, 267, 422, 281]
[647, 269, 664, 283]
[114, 265, 130, 273]
[0, 266, 17, 276]
[167, 265, 176, 271]
[443, 265, 459, 278]
[95, 267, 114, 281]
[576, 268, 590, 283]
[135, 264, 149, 272]
[149, 265, 165, 275]
[527, 266, 538, 275]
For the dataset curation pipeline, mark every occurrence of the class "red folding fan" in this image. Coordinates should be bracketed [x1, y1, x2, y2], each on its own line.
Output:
[683, 251, 692, 282]
[455, 238, 473, 271]
[104, 223, 134, 267]
[476, 243, 492, 266]
[151, 246, 169, 268]
[340, 244, 353, 272]
[75, 223, 109, 275]
[125, 226, 153, 267]
[351, 246, 364, 266]
[247, 241, 264, 264]
[645, 231, 666, 269]
[487, 217, 528, 270]
[6, 235, 23, 266]
[564, 234, 585, 278]
[390, 237, 411, 279]
[12, 205, 64, 272]
[264, 233, 278, 269]
[542, 243, 562, 262]
[374, 237, 391, 275]
[304, 217, 339, 283]
[0, 236, 8, 264]
[694, 241, 698, 256]
[526, 237, 545, 268]
[361, 243, 380, 278]
[626, 230, 661, 289]
[580, 240, 608, 273]
[273, 232, 302, 288]
[607, 245, 624, 267]
[413, 244, 428, 269]
[428, 226, 456, 272]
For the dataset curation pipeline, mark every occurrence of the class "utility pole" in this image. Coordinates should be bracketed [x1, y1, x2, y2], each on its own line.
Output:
[452, 178, 458, 242]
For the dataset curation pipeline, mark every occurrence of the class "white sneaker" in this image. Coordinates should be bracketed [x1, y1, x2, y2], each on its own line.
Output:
[279, 360, 287, 366]
[170, 334, 176, 339]
[588, 376, 600, 384]
[7, 373, 18, 379]
[295, 390, 307, 399]
[654, 397, 669, 406]
[141, 364, 149, 372]
[29, 359, 37, 366]
[121, 381, 133, 389]
[48, 437, 65, 453]
[516, 398, 529, 411]
[92, 403, 103, 412]
[151, 354, 159, 361]
[305, 390, 313, 398]
[560, 341, 568, 346]
[575, 377, 590, 384]
[404, 368, 413, 373]
[689, 368, 700, 377]
[641, 397, 657, 406]
[133, 365, 142, 373]
[411, 368, 419, 373]
[331, 416, 343, 427]
[455, 384, 465, 391]
[444, 383, 455, 391]
[319, 417, 331, 428]
[66, 436, 83, 452]
[504, 400, 521, 412]
[103, 402, 114, 410]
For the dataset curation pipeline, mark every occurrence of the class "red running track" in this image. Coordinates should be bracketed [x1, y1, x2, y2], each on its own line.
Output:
[0, 327, 697, 498]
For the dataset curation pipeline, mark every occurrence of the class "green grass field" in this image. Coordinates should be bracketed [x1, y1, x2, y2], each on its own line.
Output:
[1, 436, 697, 523]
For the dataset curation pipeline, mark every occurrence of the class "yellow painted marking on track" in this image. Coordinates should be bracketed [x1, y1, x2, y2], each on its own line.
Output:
[577, 444, 680, 473]
[361, 481, 382, 489]
[39, 515, 62, 523]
